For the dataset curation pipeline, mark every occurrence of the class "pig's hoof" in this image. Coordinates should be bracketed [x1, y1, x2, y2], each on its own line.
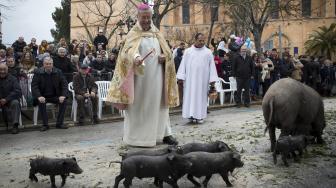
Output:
[226, 183, 233, 187]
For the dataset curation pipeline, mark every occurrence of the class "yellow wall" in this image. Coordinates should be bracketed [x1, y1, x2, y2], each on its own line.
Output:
[160, 0, 336, 54]
[70, 0, 336, 54]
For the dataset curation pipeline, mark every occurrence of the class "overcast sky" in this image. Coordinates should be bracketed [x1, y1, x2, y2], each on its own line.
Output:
[2, 0, 61, 45]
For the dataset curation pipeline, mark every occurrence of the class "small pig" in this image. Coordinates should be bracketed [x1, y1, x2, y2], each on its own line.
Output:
[120, 145, 177, 160]
[175, 151, 244, 187]
[174, 140, 231, 154]
[112, 153, 192, 188]
[273, 135, 309, 166]
[154, 141, 231, 187]
[29, 157, 83, 188]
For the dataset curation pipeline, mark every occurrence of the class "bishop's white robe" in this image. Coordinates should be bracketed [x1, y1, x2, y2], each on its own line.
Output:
[123, 36, 171, 147]
[176, 45, 218, 120]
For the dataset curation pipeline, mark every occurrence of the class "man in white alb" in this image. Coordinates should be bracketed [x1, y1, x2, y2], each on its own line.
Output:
[177, 33, 218, 124]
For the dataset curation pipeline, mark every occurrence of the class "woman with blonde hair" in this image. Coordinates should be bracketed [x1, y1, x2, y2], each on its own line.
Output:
[19, 51, 36, 107]
[38, 40, 49, 54]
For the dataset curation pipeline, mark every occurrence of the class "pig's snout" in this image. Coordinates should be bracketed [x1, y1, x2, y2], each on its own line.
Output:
[74, 167, 83, 174]
[237, 160, 244, 167]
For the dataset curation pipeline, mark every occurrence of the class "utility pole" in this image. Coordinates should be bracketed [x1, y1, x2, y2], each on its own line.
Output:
[278, 25, 282, 59]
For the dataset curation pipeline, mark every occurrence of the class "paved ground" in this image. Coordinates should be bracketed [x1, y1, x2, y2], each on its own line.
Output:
[0, 99, 335, 188]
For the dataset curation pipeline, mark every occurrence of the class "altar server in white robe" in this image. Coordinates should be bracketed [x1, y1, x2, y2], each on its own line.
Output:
[177, 33, 218, 124]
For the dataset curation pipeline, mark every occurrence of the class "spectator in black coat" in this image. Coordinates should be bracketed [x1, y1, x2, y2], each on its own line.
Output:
[93, 29, 108, 50]
[174, 48, 183, 73]
[28, 38, 38, 59]
[90, 53, 106, 80]
[269, 48, 281, 83]
[221, 53, 233, 82]
[279, 54, 294, 78]
[0, 64, 22, 134]
[6, 57, 22, 79]
[31, 57, 68, 131]
[232, 45, 255, 107]
[73, 64, 99, 125]
[12, 37, 27, 61]
[53, 47, 76, 82]
[105, 49, 118, 80]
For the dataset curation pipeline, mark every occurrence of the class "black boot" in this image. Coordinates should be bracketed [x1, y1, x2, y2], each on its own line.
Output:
[11, 123, 19, 134]
[163, 136, 178, 145]
[56, 124, 68, 129]
[40, 125, 49, 132]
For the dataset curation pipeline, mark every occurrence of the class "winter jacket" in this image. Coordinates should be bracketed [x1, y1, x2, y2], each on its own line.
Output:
[280, 61, 295, 78]
[174, 48, 183, 73]
[0, 74, 22, 102]
[12, 40, 27, 53]
[31, 67, 68, 100]
[232, 54, 255, 79]
[53, 55, 76, 82]
[105, 59, 116, 73]
[93, 35, 108, 50]
[73, 73, 98, 96]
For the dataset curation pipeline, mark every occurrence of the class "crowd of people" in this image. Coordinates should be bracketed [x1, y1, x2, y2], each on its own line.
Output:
[174, 35, 336, 104]
[0, 31, 119, 134]
[0, 6, 335, 139]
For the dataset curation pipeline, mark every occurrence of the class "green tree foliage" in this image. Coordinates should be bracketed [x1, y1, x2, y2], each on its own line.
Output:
[51, 0, 70, 43]
[305, 23, 336, 59]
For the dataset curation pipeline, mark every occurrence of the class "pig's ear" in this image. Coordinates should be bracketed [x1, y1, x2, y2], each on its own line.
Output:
[72, 157, 77, 161]
[167, 154, 175, 161]
[218, 142, 224, 148]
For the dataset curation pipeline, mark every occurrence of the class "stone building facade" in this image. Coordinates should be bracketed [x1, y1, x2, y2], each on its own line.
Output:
[160, 0, 336, 55]
[70, 0, 336, 55]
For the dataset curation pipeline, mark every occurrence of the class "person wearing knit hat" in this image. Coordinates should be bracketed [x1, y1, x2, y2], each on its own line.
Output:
[107, 2, 179, 147]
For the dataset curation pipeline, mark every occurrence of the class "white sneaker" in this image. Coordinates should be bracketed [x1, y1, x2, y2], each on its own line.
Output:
[196, 119, 204, 124]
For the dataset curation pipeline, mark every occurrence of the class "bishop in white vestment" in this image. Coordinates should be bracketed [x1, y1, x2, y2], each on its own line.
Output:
[106, 3, 179, 147]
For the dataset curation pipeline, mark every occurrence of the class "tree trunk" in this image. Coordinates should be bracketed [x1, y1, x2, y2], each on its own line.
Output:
[207, 20, 215, 47]
[153, 15, 162, 30]
[253, 29, 262, 53]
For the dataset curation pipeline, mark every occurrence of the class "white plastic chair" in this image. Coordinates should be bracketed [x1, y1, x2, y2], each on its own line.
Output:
[213, 78, 234, 105]
[96, 81, 111, 119]
[225, 77, 237, 104]
[27, 73, 34, 93]
[68, 82, 78, 122]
